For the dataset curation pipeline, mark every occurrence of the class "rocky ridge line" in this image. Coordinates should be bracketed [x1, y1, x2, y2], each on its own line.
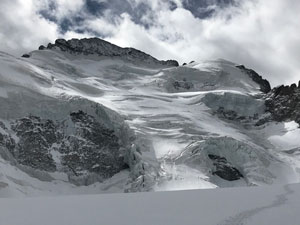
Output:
[236, 65, 271, 93]
[38, 38, 179, 67]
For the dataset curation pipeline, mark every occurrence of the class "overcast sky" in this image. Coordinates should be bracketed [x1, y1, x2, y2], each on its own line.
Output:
[0, 0, 299, 86]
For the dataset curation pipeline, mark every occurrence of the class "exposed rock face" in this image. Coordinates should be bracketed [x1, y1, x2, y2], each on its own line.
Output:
[236, 65, 271, 93]
[11, 116, 59, 172]
[3, 111, 128, 180]
[266, 83, 300, 125]
[45, 38, 179, 67]
[60, 110, 128, 179]
[208, 154, 243, 181]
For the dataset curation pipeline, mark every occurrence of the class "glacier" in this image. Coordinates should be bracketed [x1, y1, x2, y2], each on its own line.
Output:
[0, 38, 299, 198]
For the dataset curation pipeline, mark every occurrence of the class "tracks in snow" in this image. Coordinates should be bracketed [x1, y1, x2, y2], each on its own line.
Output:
[218, 185, 294, 225]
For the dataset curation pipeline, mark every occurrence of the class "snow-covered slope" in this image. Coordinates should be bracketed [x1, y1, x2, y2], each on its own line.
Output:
[0, 38, 299, 197]
[1, 183, 300, 225]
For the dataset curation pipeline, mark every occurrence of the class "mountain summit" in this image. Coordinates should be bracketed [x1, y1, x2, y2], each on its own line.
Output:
[38, 38, 179, 67]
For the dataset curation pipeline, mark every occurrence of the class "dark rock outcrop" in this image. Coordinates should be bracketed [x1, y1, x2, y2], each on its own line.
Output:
[11, 116, 59, 172]
[21, 54, 31, 58]
[236, 65, 271, 93]
[273, 84, 297, 96]
[208, 154, 243, 181]
[3, 111, 128, 179]
[38, 45, 46, 50]
[173, 78, 194, 90]
[45, 38, 179, 67]
[265, 84, 300, 125]
[60, 110, 128, 178]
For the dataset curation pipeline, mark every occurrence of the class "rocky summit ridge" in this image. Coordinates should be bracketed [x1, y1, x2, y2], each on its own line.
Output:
[38, 38, 179, 67]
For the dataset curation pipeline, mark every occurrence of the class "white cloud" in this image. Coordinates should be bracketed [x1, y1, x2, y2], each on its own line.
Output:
[104, 0, 300, 86]
[38, 0, 85, 20]
[53, 0, 85, 19]
[85, 18, 119, 36]
[0, 0, 59, 54]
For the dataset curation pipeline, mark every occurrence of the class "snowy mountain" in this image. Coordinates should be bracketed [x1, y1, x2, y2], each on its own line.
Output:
[0, 37, 300, 197]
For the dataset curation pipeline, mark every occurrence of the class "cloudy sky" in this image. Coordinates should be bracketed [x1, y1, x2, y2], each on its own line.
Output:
[0, 0, 299, 86]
